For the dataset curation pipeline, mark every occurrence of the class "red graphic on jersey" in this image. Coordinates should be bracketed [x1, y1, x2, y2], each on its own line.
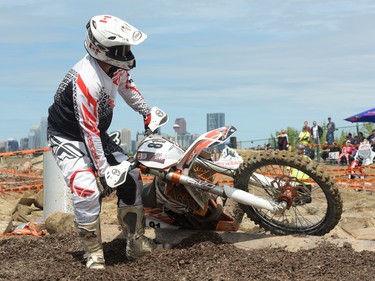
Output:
[77, 74, 99, 136]
[77, 74, 97, 110]
[125, 71, 144, 97]
[108, 98, 115, 109]
[86, 134, 101, 170]
[112, 69, 123, 86]
[81, 104, 99, 136]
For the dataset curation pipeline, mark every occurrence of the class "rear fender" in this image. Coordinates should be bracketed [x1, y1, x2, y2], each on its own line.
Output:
[177, 126, 237, 170]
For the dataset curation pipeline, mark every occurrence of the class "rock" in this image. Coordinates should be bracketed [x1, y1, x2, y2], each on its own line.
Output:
[21, 190, 37, 200]
[35, 189, 44, 209]
[17, 204, 32, 217]
[0, 198, 18, 216]
[0, 215, 13, 234]
[18, 196, 36, 206]
[26, 210, 44, 223]
[45, 212, 75, 234]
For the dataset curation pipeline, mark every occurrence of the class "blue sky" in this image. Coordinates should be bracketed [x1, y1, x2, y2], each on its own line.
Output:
[1, 0, 374, 147]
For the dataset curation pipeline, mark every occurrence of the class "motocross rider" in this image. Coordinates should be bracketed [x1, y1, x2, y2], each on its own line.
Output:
[47, 15, 163, 269]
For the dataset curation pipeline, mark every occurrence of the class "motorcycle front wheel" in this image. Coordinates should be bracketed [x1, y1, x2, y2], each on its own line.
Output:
[234, 150, 342, 236]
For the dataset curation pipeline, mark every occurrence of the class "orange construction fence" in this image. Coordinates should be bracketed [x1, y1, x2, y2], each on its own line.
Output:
[1, 147, 374, 193]
[0, 147, 50, 158]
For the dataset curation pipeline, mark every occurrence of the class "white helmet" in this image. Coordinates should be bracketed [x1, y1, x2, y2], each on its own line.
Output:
[84, 15, 147, 70]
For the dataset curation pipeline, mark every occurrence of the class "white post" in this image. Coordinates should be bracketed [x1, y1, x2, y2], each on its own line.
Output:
[43, 151, 73, 219]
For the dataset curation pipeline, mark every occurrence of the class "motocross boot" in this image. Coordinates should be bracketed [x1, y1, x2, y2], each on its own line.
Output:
[75, 218, 105, 269]
[117, 205, 165, 261]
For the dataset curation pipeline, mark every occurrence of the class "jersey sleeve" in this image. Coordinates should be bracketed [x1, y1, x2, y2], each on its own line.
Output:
[75, 73, 109, 177]
[117, 71, 151, 116]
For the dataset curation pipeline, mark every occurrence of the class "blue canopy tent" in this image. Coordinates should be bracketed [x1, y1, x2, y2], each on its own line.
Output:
[344, 107, 375, 137]
[344, 107, 375, 123]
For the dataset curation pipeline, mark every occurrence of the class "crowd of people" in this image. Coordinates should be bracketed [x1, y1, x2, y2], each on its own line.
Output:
[276, 117, 375, 166]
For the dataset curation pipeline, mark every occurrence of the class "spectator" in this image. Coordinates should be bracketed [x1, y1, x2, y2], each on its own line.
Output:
[367, 129, 375, 142]
[353, 139, 375, 166]
[320, 141, 331, 161]
[299, 126, 311, 146]
[337, 140, 356, 165]
[298, 126, 311, 157]
[292, 144, 312, 187]
[303, 121, 311, 133]
[358, 131, 365, 143]
[276, 129, 289, 150]
[311, 121, 323, 161]
[352, 136, 360, 146]
[345, 133, 354, 144]
[296, 144, 307, 156]
[326, 117, 336, 145]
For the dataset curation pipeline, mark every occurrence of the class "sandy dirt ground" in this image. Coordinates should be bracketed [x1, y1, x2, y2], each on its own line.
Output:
[1, 156, 375, 280]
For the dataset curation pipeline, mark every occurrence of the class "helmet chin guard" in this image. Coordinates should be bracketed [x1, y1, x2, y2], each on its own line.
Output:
[84, 15, 147, 70]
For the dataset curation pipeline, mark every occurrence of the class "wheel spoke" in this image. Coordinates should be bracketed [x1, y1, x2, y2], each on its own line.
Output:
[234, 150, 342, 235]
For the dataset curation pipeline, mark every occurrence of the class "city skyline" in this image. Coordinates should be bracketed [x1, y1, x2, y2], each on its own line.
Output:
[0, 112, 367, 152]
[1, 112, 231, 152]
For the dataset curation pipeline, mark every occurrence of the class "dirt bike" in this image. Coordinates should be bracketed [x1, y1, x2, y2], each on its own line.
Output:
[105, 107, 342, 236]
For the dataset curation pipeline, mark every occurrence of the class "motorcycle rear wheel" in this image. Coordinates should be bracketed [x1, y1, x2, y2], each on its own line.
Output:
[234, 150, 342, 236]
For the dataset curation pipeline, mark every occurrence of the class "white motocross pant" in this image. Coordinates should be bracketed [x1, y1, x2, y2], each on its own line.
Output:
[47, 135, 144, 224]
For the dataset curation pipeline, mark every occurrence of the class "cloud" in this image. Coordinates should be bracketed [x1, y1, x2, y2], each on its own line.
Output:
[1, 0, 375, 143]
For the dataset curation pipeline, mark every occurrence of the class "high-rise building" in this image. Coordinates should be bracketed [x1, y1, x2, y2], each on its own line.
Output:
[0, 141, 5, 153]
[7, 139, 19, 152]
[20, 138, 29, 150]
[207, 113, 226, 152]
[174, 118, 187, 134]
[207, 113, 225, 131]
[40, 117, 48, 148]
[28, 125, 40, 149]
[135, 131, 146, 149]
[119, 128, 131, 153]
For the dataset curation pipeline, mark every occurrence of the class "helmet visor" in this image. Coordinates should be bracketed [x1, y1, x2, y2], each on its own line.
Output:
[107, 45, 134, 61]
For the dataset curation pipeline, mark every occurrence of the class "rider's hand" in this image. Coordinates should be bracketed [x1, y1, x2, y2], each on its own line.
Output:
[99, 176, 113, 199]
[104, 161, 131, 188]
[143, 113, 151, 131]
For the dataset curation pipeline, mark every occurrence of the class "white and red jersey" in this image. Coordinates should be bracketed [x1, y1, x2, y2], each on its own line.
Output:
[48, 54, 150, 176]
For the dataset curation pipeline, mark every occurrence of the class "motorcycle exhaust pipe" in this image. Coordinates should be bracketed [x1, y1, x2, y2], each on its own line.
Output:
[222, 185, 281, 213]
[162, 171, 283, 214]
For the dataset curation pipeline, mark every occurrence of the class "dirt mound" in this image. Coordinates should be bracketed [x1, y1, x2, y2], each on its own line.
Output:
[1, 231, 375, 281]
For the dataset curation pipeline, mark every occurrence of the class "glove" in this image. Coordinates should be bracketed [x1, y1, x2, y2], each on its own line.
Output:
[104, 161, 131, 188]
[143, 113, 151, 131]
[99, 177, 113, 199]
